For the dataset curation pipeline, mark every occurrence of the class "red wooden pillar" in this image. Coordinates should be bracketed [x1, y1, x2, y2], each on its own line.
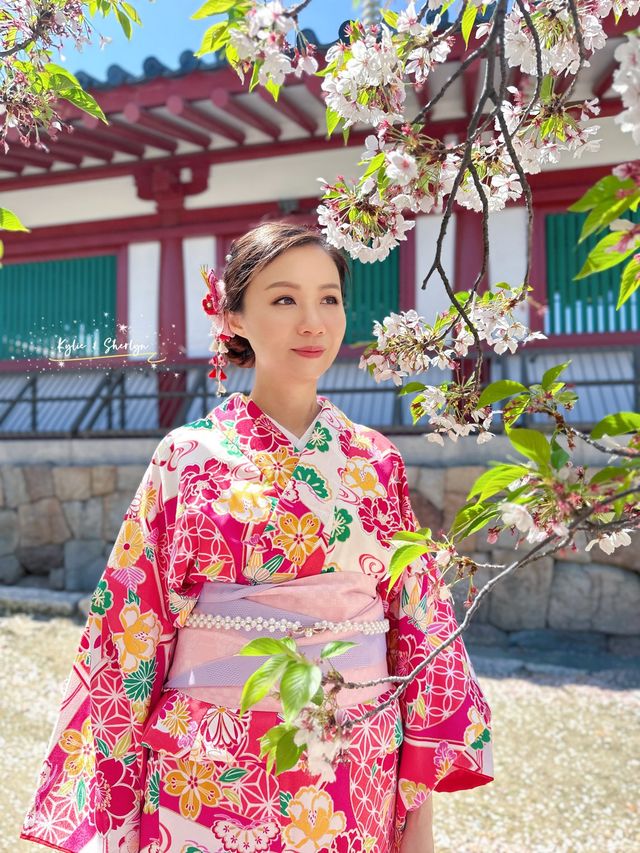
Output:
[157, 234, 187, 428]
[453, 206, 490, 387]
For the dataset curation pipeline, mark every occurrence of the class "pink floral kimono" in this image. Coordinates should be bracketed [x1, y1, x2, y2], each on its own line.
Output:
[21, 391, 493, 853]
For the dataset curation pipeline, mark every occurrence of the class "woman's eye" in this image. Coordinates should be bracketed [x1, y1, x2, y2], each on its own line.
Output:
[273, 296, 341, 305]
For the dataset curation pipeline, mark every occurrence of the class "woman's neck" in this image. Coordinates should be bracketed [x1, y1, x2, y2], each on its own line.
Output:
[248, 382, 321, 438]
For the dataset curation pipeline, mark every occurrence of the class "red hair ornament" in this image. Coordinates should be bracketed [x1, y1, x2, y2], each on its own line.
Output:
[201, 266, 234, 397]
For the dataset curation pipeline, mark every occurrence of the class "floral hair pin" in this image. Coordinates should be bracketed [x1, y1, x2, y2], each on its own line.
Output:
[200, 266, 234, 397]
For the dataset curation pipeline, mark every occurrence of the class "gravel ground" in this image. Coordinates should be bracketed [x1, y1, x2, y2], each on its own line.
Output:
[3, 613, 640, 853]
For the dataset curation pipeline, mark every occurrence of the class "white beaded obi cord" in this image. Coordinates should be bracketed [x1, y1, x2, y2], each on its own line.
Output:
[164, 572, 392, 711]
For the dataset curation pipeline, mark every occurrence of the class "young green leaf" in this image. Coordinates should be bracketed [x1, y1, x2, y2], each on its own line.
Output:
[541, 361, 571, 391]
[507, 428, 551, 468]
[191, 0, 237, 18]
[466, 464, 529, 502]
[550, 438, 570, 470]
[617, 255, 640, 309]
[320, 641, 356, 659]
[574, 232, 638, 280]
[461, 3, 478, 47]
[275, 727, 304, 774]
[326, 107, 341, 137]
[477, 380, 528, 408]
[591, 411, 640, 439]
[196, 21, 228, 56]
[236, 637, 297, 657]
[279, 663, 322, 723]
[239, 656, 289, 715]
[0, 208, 29, 233]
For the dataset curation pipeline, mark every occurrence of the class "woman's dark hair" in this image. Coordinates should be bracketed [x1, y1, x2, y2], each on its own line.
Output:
[221, 220, 350, 368]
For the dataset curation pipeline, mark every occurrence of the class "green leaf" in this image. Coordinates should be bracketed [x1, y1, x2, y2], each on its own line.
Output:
[56, 87, 107, 122]
[541, 361, 571, 391]
[196, 21, 228, 56]
[121, 2, 142, 24]
[569, 175, 629, 213]
[115, 7, 132, 38]
[574, 231, 638, 280]
[461, 3, 478, 47]
[579, 196, 639, 243]
[392, 530, 431, 543]
[466, 464, 529, 502]
[279, 662, 322, 723]
[76, 777, 86, 812]
[539, 74, 554, 103]
[191, 0, 237, 18]
[477, 379, 528, 408]
[451, 502, 500, 540]
[326, 106, 341, 137]
[240, 656, 289, 715]
[275, 727, 304, 775]
[591, 412, 640, 440]
[0, 207, 29, 233]
[617, 255, 640, 308]
[236, 637, 296, 657]
[387, 543, 430, 591]
[265, 77, 280, 101]
[399, 381, 426, 396]
[507, 428, 551, 468]
[381, 9, 399, 27]
[589, 466, 628, 486]
[320, 641, 356, 659]
[550, 438, 570, 470]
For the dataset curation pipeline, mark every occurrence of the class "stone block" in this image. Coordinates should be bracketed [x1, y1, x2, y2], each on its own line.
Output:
[606, 635, 640, 657]
[404, 465, 420, 490]
[91, 465, 116, 496]
[62, 497, 104, 539]
[64, 539, 106, 592]
[486, 549, 554, 631]
[102, 491, 132, 541]
[52, 466, 92, 502]
[0, 474, 4, 507]
[15, 544, 64, 574]
[0, 554, 23, 584]
[22, 465, 54, 501]
[410, 491, 444, 535]
[117, 465, 146, 493]
[548, 561, 640, 635]
[463, 622, 509, 647]
[17, 498, 71, 547]
[1, 466, 29, 508]
[416, 468, 445, 510]
[49, 567, 66, 591]
[444, 467, 486, 499]
[508, 629, 608, 653]
[0, 509, 18, 556]
[0, 584, 83, 617]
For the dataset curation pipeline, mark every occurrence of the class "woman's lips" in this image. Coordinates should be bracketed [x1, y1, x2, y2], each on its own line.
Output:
[292, 348, 325, 358]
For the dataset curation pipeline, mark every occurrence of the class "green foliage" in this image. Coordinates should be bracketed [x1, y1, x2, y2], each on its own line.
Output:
[477, 379, 528, 408]
[0, 208, 29, 233]
[590, 412, 640, 440]
[461, 3, 478, 47]
[507, 428, 551, 468]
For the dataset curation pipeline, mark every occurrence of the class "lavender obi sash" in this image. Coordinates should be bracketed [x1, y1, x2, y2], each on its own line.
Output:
[164, 572, 392, 710]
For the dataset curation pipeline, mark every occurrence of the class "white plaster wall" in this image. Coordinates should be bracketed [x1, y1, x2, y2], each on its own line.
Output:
[488, 205, 530, 326]
[414, 213, 457, 323]
[184, 236, 216, 358]
[1, 176, 156, 228]
[127, 242, 160, 360]
[185, 147, 363, 209]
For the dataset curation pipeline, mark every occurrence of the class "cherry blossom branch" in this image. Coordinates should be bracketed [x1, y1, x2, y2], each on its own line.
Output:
[569, 429, 640, 459]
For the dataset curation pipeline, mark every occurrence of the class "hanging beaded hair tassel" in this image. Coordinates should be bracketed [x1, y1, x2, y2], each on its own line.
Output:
[200, 266, 233, 397]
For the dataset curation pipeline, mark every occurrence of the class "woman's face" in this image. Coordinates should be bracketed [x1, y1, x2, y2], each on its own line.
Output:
[226, 244, 346, 383]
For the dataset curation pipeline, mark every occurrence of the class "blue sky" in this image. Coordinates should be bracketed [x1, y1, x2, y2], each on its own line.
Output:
[65, 1, 406, 81]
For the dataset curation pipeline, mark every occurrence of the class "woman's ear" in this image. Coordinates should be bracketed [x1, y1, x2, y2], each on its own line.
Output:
[226, 310, 246, 338]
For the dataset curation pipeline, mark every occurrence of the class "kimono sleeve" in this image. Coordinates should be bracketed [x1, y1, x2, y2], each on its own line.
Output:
[381, 452, 494, 821]
[20, 436, 179, 853]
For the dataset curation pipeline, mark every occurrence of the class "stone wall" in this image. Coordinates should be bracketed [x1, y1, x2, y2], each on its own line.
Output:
[1, 449, 638, 645]
[0, 462, 146, 591]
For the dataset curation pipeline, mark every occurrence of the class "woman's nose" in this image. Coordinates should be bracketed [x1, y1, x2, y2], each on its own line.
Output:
[298, 305, 326, 334]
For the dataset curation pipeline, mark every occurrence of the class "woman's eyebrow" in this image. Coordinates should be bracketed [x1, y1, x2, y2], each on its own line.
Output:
[265, 281, 341, 291]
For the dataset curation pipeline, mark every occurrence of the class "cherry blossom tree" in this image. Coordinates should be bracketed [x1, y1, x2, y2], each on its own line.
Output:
[190, 0, 640, 777]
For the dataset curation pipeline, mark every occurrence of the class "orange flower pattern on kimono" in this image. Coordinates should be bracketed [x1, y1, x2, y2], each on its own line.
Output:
[21, 392, 493, 853]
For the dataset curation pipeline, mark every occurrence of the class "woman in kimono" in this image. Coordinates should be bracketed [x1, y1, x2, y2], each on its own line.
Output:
[21, 221, 493, 853]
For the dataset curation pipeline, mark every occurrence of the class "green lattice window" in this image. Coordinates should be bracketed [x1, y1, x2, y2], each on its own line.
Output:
[343, 250, 400, 345]
[0, 254, 117, 361]
[545, 210, 640, 335]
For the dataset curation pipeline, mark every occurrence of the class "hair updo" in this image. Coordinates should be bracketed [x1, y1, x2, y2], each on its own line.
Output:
[220, 220, 350, 368]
